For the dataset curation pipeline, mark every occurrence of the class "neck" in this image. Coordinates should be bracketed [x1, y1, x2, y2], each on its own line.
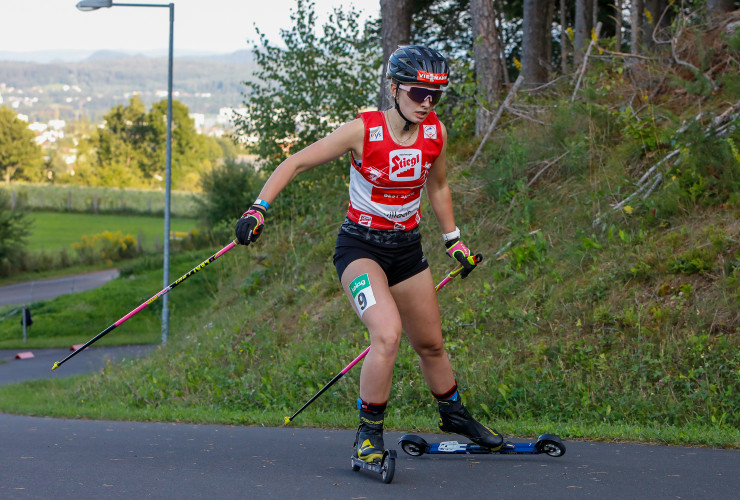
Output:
[385, 109, 418, 145]
[386, 108, 418, 133]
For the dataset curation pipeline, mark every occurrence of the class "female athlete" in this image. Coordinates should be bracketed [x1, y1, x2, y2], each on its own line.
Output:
[235, 45, 503, 462]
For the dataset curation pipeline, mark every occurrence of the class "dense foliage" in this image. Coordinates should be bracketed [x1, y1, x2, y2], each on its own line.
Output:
[0, 106, 44, 183]
[236, 0, 378, 167]
[0, 189, 29, 277]
[233, 0, 380, 219]
[69, 96, 224, 191]
[196, 158, 261, 229]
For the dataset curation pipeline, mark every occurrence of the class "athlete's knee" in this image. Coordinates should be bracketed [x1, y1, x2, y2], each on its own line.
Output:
[370, 327, 402, 357]
[413, 339, 446, 360]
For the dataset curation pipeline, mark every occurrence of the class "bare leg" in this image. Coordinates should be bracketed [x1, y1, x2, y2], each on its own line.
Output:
[340, 258, 402, 403]
[390, 268, 456, 395]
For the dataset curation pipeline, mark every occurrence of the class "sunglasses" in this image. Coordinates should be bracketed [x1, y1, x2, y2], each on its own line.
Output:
[398, 84, 445, 106]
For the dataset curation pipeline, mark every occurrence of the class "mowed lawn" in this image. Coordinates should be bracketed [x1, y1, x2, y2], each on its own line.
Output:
[27, 212, 199, 253]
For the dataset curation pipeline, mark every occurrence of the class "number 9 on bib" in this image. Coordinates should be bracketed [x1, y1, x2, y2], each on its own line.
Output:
[350, 273, 377, 318]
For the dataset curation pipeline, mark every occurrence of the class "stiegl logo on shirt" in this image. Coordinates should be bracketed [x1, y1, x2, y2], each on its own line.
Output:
[388, 149, 422, 181]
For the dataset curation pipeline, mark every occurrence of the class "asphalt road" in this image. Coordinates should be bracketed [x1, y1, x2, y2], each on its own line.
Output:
[0, 269, 120, 306]
[0, 413, 738, 499]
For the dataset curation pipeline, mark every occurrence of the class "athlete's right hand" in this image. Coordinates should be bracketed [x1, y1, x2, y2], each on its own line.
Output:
[445, 238, 478, 279]
[235, 205, 266, 245]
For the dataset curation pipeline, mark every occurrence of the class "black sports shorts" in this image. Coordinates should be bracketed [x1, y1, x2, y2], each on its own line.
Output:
[333, 218, 429, 287]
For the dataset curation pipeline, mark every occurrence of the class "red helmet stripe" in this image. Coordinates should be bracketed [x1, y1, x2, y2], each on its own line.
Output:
[417, 70, 447, 84]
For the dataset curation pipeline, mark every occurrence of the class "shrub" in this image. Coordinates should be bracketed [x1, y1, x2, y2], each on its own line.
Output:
[0, 190, 30, 277]
[197, 159, 261, 227]
[71, 231, 141, 265]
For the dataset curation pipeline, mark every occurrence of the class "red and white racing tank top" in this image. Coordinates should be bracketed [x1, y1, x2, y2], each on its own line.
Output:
[346, 110, 444, 231]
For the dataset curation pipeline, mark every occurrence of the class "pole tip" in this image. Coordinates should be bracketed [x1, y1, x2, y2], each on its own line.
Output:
[51, 361, 59, 371]
[283, 416, 291, 425]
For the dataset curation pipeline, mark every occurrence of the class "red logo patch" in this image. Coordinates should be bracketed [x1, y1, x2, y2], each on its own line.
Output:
[417, 70, 447, 84]
[371, 187, 421, 206]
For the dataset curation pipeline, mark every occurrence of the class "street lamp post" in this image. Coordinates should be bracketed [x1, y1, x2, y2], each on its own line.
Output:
[76, 0, 174, 344]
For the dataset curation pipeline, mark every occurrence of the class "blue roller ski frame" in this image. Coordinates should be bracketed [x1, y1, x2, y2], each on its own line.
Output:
[398, 433, 566, 458]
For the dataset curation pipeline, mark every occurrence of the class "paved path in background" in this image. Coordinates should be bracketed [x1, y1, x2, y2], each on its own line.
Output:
[0, 346, 154, 386]
[0, 269, 120, 306]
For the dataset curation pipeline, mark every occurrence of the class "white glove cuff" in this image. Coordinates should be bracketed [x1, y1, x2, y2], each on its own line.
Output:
[442, 226, 460, 242]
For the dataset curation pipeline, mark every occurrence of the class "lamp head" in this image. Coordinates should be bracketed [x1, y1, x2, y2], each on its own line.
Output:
[76, 0, 113, 11]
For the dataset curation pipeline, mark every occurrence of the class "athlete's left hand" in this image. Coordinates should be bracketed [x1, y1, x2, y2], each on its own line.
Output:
[235, 205, 266, 245]
[445, 239, 478, 278]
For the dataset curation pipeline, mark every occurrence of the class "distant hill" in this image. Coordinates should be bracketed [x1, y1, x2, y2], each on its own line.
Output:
[0, 50, 256, 122]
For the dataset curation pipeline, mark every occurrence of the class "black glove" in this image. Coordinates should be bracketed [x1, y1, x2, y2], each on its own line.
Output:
[235, 205, 266, 245]
[445, 238, 478, 279]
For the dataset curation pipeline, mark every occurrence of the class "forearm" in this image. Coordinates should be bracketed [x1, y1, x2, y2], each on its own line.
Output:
[427, 182, 457, 235]
[254, 159, 302, 205]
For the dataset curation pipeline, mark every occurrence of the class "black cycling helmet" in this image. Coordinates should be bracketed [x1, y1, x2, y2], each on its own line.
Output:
[386, 45, 448, 86]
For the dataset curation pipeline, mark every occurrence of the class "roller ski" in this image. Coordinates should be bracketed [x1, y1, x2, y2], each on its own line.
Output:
[350, 447, 397, 484]
[350, 407, 396, 483]
[398, 433, 566, 458]
[401, 398, 565, 458]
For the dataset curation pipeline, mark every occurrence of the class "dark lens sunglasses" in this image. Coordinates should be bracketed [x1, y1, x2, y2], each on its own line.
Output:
[398, 84, 444, 106]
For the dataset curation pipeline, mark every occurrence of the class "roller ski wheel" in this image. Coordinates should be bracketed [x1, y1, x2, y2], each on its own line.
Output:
[350, 450, 396, 484]
[399, 434, 429, 457]
[399, 433, 566, 458]
[534, 433, 566, 457]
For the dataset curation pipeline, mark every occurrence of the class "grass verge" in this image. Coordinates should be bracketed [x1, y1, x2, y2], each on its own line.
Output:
[0, 374, 737, 448]
[27, 211, 198, 253]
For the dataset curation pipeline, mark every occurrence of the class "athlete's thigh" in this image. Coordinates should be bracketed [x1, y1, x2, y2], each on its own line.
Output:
[340, 258, 401, 333]
[389, 268, 444, 347]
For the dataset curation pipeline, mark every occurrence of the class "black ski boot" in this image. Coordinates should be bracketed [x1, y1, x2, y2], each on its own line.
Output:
[438, 399, 504, 451]
[353, 409, 386, 463]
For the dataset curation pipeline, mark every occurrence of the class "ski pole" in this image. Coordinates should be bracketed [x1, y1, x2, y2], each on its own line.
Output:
[283, 254, 483, 425]
[51, 240, 239, 371]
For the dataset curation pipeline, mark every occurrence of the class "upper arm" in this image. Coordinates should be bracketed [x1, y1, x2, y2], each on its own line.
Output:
[426, 122, 449, 192]
[289, 118, 364, 175]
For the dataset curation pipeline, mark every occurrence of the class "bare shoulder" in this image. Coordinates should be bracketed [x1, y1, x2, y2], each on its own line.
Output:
[338, 117, 365, 136]
[330, 118, 365, 157]
[439, 120, 448, 141]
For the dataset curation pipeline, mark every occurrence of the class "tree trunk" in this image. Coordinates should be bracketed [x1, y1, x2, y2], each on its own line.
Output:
[379, 0, 413, 110]
[631, 0, 644, 55]
[521, 0, 550, 87]
[545, 0, 556, 72]
[574, 0, 594, 65]
[471, 0, 503, 137]
[496, 1, 511, 84]
[560, 0, 568, 73]
[615, 0, 623, 51]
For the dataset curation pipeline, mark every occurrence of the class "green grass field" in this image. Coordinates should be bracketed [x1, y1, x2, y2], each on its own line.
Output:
[27, 212, 199, 253]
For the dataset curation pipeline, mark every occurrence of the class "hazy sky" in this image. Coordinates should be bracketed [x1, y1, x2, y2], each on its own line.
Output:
[1, 0, 379, 55]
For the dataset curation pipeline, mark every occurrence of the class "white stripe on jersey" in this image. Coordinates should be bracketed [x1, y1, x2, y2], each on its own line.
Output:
[348, 167, 424, 224]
